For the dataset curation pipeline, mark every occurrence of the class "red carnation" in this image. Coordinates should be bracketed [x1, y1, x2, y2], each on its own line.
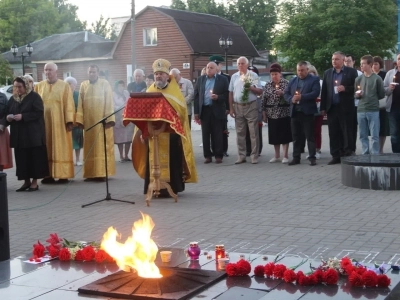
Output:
[356, 266, 367, 275]
[47, 244, 60, 258]
[95, 249, 108, 263]
[237, 259, 251, 275]
[82, 246, 96, 261]
[46, 233, 62, 245]
[264, 262, 275, 277]
[313, 269, 324, 283]
[297, 274, 310, 286]
[75, 250, 84, 261]
[377, 274, 391, 288]
[345, 264, 355, 275]
[283, 269, 297, 283]
[254, 265, 265, 277]
[58, 248, 71, 261]
[296, 271, 305, 284]
[308, 274, 318, 285]
[226, 263, 239, 276]
[349, 271, 363, 287]
[323, 268, 339, 285]
[340, 257, 352, 269]
[33, 241, 45, 258]
[273, 264, 287, 279]
[361, 270, 378, 287]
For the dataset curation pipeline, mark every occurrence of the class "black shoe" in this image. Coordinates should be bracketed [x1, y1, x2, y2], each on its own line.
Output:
[28, 185, 39, 191]
[57, 179, 70, 184]
[309, 159, 317, 166]
[328, 157, 341, 165]
[223, 152, 229, 157]
[16, 184, 30, 192]
[41, 177, 56, 184]
[288, 159, 300, 166]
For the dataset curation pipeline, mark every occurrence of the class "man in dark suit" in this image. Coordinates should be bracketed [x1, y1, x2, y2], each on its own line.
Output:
[284, 61, 321, 166]
[194, 62, 229, 164]
[320, 51, 359, 164]
[210, 55, 230, 157]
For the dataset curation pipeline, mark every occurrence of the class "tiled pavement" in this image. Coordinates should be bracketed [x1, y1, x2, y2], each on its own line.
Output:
[3, 125, 400, 265]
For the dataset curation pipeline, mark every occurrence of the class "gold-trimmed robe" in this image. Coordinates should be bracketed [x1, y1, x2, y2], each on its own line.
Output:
[34, 80, 75, 179]
[76, 79, 115, 178]
[131, 76, 198, 185]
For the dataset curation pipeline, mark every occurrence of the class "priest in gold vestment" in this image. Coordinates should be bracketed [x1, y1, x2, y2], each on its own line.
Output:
[76, 65, 115, 180]
[34, 62, 75, 183]
[132, 59, 197, 195]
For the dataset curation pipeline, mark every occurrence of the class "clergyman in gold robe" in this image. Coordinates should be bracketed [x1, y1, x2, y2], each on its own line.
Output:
[76, 65, 115, 181]
[131, 58, 198, 196]
[34, 62, 75, 184]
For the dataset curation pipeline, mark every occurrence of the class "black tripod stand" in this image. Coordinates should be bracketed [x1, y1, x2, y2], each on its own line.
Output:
[82, 106, 135, 208]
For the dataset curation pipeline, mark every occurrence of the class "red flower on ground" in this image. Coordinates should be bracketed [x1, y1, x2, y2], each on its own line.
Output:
[46, 233, 62, 245]
[361, 270, 378, 287]
[82, 246, 96, 261]
[254, 265, 265, 277]
[345, 264, 355, 275]
[356, 266, 367, 275]
[264, 262, 275, 277]
[47, 244, 60, 258]
[297, 274, 310, 286]
[237, 259, 251, 275]
[323, 268, 339, 285]
[313, 269, 324, 283]
[95, 249, 108, 263]
[296, 271, 305, 284]
[273, 264, 287, 279]
[226, 263, 239, 276]
[349, 271, 363, 287]
[59, 248, 71, 261]
[377, 274, 391, 288]
[283, 269, 297, 283]
[33, 241, 45, 258]
[75, 250, 84, 261]
[340, 257, 352, 270]
[307, 274, 318, 285]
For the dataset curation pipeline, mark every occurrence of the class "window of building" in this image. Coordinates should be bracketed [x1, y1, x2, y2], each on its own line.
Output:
[63, 71, 72, 79]
[143, 28, 157, 46]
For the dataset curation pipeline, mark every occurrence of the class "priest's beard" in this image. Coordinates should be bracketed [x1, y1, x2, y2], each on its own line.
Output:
[155, 79, 168, 89]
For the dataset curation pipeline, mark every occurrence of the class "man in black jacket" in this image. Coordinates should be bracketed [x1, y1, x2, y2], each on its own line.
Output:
[320, 51, 359, 164]
[194, 62, 229, 164]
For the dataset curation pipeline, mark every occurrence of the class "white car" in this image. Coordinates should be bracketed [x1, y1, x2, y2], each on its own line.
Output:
[0, 85, 13, 100]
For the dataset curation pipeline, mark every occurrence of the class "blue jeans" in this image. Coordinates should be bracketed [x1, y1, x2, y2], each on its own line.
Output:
[357, 111, 380, 155]
[389, 109, 400, 153]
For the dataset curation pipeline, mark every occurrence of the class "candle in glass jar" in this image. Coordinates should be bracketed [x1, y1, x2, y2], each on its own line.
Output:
[393, 76, 396, 83]
[215, 245, 225, 260]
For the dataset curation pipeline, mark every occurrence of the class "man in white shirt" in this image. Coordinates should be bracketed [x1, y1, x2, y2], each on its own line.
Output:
[229, 57, 263, 164]
[170, 68, 194, 128]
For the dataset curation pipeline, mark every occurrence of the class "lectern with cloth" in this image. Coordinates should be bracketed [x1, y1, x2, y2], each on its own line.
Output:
[124, 91, 197, 206]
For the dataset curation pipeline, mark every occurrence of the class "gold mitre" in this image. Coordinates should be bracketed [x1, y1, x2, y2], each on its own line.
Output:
[152, 59, 171, 74]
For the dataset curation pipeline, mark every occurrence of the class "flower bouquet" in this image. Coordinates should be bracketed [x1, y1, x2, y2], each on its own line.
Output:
[240, 73, 258, 103]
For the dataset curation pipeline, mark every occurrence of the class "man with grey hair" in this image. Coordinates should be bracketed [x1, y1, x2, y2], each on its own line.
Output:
[170, 68, 194, 128]
[127, 69, 146, 93]
[229, 56, 263, 164]
[35, 62, 76, 183]
[320, 51, 359, 164]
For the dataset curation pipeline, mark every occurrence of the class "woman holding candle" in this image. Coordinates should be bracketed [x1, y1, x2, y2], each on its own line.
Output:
[372, 56, 389, 153]
[262, 63, 291, 163]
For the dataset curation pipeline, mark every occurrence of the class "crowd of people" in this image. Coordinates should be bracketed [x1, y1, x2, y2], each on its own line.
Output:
[1, 51, 400, 196]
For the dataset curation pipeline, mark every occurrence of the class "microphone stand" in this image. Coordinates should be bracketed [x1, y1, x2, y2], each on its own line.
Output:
[81, 105, 135, 208]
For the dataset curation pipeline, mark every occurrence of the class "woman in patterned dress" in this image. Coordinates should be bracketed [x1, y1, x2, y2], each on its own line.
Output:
[262, 63, 292, 163]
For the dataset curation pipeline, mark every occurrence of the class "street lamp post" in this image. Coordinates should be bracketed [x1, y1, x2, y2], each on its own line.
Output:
[11, 43, 33, 76]
[219, 36, 233, 74]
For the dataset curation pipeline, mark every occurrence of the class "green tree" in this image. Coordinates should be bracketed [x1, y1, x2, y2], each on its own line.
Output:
[273, 0, 397, 72]
[0, 56, 13, 85]
[88, 15, 117, 40]
[170, 0, 277, 50]
[0, 0, 85, 53]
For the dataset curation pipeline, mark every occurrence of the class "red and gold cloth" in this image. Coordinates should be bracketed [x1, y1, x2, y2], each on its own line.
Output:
[123, 93, 185, 138]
